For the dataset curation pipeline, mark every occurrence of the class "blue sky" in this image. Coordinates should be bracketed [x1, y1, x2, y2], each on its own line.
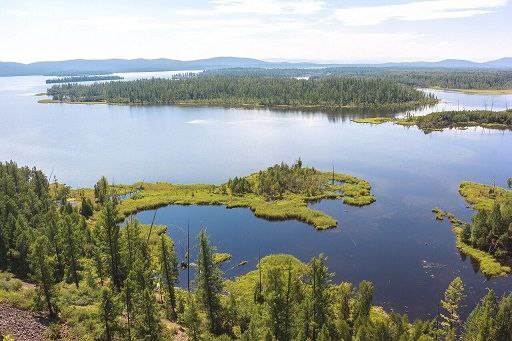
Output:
[0, 0, 510, 63]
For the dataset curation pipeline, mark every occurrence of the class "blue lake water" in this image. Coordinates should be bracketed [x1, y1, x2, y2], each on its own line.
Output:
[1, 72, 511, 319]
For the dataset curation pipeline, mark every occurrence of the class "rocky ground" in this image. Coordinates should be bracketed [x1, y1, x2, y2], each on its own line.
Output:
[0, 304, 48, 341]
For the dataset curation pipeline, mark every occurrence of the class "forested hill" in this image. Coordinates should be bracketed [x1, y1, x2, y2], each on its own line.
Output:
[45, 76, 437, 109]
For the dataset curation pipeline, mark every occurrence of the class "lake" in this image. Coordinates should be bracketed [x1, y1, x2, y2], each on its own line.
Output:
[1, 72, 511, 319]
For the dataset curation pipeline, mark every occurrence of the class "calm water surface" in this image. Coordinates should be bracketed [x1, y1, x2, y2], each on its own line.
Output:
[1, 72, 511, 319]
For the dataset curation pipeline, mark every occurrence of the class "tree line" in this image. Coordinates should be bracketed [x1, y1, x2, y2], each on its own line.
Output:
[1, 161, 512, 340]
[46, 75, 436, 108]
[205, 68, 512, 90]
[45, 75, 124, 84]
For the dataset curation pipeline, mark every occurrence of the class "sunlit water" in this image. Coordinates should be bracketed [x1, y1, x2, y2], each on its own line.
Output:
[1, 72, 511, 318]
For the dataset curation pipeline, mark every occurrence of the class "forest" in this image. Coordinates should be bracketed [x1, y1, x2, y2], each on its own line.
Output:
[401, 110, 512, 132]
[45, 75, 124, 84]
[205, 68, 512, 90]
[1, 161, 512, 340]
[45, 76, 436, 109]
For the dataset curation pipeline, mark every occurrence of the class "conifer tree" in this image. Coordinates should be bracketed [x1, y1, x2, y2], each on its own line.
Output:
[440, 277, 465, 337]
[159, 235, 179, 320]
[62, 215, 80, 287]
[100, 287, 121, 341]
[196, 229, 223, 335]
[181, 295, 201, 341]
[98, 200, 123, 290]
[29, 235, 58, 319]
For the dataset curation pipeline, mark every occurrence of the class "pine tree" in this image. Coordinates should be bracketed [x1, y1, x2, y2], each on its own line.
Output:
[492, 293, 512, 340]
[461, 223, 472, 244]
[100, 287, 121, 341]
[196, 229, 223, 335]
[98, 200, 123, 290]
[462, 289, 497, 341]
[181, 295, 201, 341]
[62, 215, 80, 287]
[29, 235, 58, 319]
[440, 277, 465, 337]
[134, 288, 162, 341]
[159, 235, 179, 320]
[308, 254, 333, 340]
[353, 280, 374, 331]
[94, 176, 109, 204]
[80, 196, 94, 219]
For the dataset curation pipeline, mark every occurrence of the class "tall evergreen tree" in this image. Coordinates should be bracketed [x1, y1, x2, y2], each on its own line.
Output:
[440, 277, 465, 337]
[100, 287, 121, 341]
[196, 229, 224, 335]
[29, 235, 58, 319]
[159, 234, 179, 320]
[98, 200, 123, 290]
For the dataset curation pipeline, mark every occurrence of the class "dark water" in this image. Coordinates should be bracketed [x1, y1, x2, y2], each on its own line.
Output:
[1, 73, 512, 319]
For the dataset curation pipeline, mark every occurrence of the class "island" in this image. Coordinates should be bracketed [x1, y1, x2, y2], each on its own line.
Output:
[73, 160, 375, 230]
[45, 75, 124, 84]
[352, 110, 512, 133]
[42, 75, 437, 110]
[433, 181, 512, 277]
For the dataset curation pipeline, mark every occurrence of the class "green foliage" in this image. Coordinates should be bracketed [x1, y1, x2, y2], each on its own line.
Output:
[205, 67, 512, 91]
[159, 234, 179, 320]
[116, 162, 375, 230]
[46, 75, 436, 109]
[29, 235, 58, 319]
[180, 295, 202, 341]
[440, 277, 465, 336]
[196, 229, 224, 335]
[46, 75, 123, 84]
[99, 287, 122, 341]
[399, 110, 512, 132]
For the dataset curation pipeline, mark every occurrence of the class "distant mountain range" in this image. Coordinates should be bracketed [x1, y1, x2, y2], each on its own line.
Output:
[1, 56, 511, 76]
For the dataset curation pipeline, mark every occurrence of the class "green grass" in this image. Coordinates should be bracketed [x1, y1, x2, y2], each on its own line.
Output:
[459, 181, 512, 211]
[112, 171, 375, 230]
[446, 214, 511, 277]
[213, 253, 232, 264]
[351, 117, 394, 125]
[432, 207, 446, 220]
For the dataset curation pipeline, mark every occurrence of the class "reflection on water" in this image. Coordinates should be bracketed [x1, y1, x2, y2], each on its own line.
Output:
[1, 72, 512, 319]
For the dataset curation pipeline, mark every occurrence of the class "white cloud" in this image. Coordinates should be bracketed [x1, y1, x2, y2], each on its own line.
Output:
[178, 0, 324, 16]
[333, 0, 508, 26]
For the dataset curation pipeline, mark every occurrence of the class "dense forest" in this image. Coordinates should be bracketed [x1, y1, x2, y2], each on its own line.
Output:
[45, 76, 436, 109]
[1, 161, 512, 340]
[45, 75, 124, 84]
[205, 68, 512, 90]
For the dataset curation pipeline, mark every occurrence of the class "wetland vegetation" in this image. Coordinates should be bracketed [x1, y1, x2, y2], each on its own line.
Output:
[2, 161, 512, 340]
[434, 181, 512, 277]
[84, 160, 376, 230]
[352, 110, 512, 133]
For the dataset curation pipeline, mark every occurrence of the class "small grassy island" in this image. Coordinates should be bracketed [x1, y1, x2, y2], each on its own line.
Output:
[352, 110, 512, 133]
[45, 75, 124, 84]
[42, 75, 437, 110]
[79, 160, 375, 230]
[434, 181, 512, 277]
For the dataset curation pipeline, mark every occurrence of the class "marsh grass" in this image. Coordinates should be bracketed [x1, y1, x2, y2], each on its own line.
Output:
[112, 171, 375, 230]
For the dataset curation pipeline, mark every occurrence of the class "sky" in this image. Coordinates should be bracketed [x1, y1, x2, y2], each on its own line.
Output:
[0, 0, 511, 63]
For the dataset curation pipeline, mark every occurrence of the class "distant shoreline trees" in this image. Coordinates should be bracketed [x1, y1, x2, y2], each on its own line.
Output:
[46, 75, 436, 109]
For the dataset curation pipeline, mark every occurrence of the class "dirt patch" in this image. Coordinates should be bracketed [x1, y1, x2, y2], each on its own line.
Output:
[0, 304, 48, 341]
